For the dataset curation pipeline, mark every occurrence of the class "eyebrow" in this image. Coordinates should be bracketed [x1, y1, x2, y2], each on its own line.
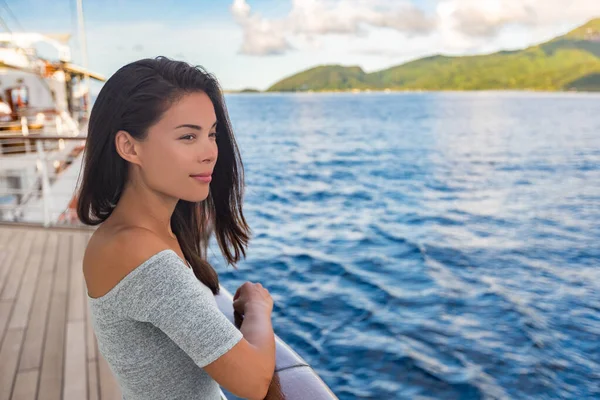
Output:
[175, 121, 217, 130]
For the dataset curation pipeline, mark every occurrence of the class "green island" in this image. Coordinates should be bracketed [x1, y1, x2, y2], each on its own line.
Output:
[259, 18, 600, 93]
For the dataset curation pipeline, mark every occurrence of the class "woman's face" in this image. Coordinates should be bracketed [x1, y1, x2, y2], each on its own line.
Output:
[136, 91, 219, 203]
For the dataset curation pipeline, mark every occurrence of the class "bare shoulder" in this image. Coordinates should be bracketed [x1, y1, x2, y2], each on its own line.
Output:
[84, 226, 171, 299]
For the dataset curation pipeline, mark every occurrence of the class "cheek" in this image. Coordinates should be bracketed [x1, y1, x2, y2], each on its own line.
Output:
[144, 144, 188, 187]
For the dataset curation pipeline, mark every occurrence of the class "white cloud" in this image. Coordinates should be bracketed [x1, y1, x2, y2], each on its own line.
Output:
[231, 0, 436, 56]
[434, 0, 600, 52]
[286, 0, 435, 36]
[230, 0, 292, 55]
[232, 0, 600, 56]
[438, 0, 600, 38]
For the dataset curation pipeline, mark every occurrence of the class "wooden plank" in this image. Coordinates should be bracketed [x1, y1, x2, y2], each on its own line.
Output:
[0, 227, 7, 244]
[68, 232, 85, 322]
[63, 321, 87, 400]
[83, 231, 95, 361]
[19, 232, 58, 370]
[63, 232, 88, 399]
[0, 300, 11, 344]
[1, 230, 35, 301]
[0, 250, 8, 275]
[87, 361, 99, 400]
[0, 328, 25, 400]
[85, 296, 97, 361]
[0, 231, 25, 301]
[9, 230, 47, 329]
[11, 369, 38, 400]
[0, 231, 24, 346]
[83, 231, 100, 399]
[98, 353, 122, 400]
[0, 227, 12, 253]
[0, 229, 9, 270]
[37, 233, 71, 400]
[41, 232, 59, 273]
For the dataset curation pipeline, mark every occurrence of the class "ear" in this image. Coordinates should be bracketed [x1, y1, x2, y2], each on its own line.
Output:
[115, 130, 142, 166]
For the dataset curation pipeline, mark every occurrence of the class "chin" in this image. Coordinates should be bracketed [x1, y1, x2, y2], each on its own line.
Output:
[184, 190, 210, 203]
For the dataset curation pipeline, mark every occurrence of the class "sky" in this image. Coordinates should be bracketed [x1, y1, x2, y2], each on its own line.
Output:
[4, 0, 600, 91]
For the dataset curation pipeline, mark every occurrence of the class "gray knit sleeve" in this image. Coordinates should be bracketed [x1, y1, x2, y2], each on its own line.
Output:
[117, 250, 244, 368]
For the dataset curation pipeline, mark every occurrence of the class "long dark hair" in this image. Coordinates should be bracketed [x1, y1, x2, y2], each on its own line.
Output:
[76, 57, 250, 294]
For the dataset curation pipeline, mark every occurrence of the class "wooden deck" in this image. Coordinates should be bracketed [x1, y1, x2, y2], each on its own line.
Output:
[0, 224, 122, 400]
[0, 224, 338, 400]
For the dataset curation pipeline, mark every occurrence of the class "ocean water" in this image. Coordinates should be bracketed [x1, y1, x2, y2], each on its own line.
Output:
[213, 92, 600, 400]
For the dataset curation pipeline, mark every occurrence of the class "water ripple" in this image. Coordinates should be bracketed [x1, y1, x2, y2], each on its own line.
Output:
[214, 92, 600, 400]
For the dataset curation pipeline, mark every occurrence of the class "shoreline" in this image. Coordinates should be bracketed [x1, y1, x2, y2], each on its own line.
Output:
[223, 88, 600, 95]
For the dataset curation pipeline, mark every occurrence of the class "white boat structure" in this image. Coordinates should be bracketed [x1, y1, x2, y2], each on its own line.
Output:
[0, 32, 104, 226]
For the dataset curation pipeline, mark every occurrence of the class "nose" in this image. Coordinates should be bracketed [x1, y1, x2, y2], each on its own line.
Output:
[197, 136, 218, 164]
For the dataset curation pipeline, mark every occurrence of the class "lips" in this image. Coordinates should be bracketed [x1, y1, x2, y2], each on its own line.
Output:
[191, 173, 212, 183]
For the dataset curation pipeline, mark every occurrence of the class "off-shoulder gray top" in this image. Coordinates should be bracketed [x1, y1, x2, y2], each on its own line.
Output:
[87, 249, 243, 400]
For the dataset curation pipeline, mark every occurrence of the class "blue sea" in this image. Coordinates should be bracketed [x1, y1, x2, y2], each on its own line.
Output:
[212, 92, 600, 400]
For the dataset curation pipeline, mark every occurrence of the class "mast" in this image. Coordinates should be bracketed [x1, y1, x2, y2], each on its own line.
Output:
[75, 0, 90, 117]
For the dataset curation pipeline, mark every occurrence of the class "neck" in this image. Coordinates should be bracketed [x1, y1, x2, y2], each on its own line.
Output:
[109, 177, 178, 239]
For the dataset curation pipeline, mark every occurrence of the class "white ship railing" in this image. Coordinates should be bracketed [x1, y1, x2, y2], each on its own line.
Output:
[0, 134, 86, 227]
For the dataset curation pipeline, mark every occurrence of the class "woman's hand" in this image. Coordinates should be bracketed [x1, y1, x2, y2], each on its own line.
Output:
[232, 281, 273, 316]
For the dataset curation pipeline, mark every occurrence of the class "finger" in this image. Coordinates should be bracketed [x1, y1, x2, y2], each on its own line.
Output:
[233, 285, 242, 300]
[233, 299, 243, 311]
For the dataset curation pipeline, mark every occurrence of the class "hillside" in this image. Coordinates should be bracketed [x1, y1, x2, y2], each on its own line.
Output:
[267, 18, 600, 92]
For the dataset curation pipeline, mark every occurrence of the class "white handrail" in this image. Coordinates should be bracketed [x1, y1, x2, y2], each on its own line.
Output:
[0, 135, 85, 226]
[35, 140, 53, 226]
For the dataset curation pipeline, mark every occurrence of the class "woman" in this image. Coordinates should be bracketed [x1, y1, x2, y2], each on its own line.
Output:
[78, 57, 275, 400]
